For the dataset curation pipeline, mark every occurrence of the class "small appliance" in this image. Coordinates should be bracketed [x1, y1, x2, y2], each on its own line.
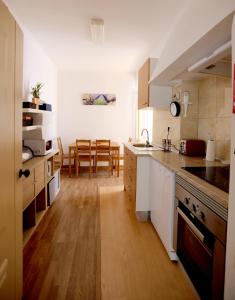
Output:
[24, 139, 53, 156]
[179, 139, 205, 156]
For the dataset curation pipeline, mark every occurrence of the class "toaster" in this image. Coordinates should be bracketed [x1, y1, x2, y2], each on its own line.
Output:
[179, 139, 206, 156]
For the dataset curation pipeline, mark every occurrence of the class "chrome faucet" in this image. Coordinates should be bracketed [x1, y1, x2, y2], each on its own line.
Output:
[141, 128, 150, 147]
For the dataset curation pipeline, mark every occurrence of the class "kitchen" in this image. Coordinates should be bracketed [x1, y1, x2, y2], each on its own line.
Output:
[1, 1, 235, 300]
[125, 9, 234, 300]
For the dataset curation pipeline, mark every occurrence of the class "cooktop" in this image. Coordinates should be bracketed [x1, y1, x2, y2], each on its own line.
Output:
[182, 166, 230, 193]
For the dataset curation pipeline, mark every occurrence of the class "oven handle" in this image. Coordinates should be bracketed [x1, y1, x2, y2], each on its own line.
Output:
[177, 207, 205, 243]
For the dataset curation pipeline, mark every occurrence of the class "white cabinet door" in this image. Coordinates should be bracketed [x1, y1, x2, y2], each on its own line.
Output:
[150, 158, 177, 260]
[150, 159, 163, 230]
[158, 168, 176, 258]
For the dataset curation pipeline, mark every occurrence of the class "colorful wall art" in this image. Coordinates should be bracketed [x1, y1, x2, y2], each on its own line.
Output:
[82, 93, 116, 105]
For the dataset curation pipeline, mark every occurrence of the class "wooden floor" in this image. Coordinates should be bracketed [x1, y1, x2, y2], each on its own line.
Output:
[23, 171, 198, 300]
[100, 185, 198, 300]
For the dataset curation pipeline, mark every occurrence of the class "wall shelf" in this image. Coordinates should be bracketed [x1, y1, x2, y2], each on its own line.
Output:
[22, 108, 51, 114]
[23, 125, 42, 131]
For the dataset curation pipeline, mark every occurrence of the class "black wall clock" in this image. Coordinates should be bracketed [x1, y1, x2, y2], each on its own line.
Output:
[170, 101, 181, 117]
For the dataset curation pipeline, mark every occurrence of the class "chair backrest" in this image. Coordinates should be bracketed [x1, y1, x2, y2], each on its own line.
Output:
[76, 139, 91, 156]
[57, 137, 64, 156]
[95, 139, 111, 155]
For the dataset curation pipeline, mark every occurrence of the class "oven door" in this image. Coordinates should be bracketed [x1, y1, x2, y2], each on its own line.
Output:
[177, 205, 214, 300]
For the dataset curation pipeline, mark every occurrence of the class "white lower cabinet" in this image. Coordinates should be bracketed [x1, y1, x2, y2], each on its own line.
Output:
[150, 159, 177, 261]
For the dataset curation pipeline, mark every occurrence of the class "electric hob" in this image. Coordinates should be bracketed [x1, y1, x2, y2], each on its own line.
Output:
[182, 165, 230, 193]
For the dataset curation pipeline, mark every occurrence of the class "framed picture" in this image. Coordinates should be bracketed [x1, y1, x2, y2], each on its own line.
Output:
[82, 93, 116, 105]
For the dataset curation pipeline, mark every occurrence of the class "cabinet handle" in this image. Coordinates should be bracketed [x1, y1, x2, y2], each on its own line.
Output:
[19, 169, 30, 178]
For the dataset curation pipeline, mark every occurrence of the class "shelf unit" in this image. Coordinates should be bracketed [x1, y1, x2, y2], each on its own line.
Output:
[22, 150, 60, 247]
[22, 125, 42, 131]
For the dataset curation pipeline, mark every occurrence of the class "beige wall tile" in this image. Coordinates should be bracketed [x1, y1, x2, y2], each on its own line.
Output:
[152, 77, 232, 161]
[198, 77, 216, 118]
[216, 77, 232, 118]
[216, 117, 231, 140]
[216, 140, 231, 161]
[180, 118, 198, 139]
[152, 109, 180, 146]
[198, 118, 216, 141]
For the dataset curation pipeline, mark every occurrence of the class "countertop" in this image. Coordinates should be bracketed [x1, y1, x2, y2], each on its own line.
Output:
[23, 149, 59, 169]
[124, 143, 229, 209]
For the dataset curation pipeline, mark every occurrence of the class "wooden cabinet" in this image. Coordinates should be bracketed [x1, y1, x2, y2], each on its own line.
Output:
[138, 58, 172, 109]
[22, 151, 60, 246]
[138, 59, 150, 109]
[124, 146, 137, 206]
[23, 170, 35, 210]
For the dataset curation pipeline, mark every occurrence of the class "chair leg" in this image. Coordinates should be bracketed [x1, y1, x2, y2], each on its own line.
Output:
[89, 159, 91, 178]
[110, 158, 113, 176]
[117, 157, 120, 177]
[76, 158, 78, 177]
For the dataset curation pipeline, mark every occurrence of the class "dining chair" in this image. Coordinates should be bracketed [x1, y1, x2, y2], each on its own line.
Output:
[57, 137, 75, 169]
[75, 139, 93, 177]
[112, 152, 124, 177]
[95, 140, 113, 176]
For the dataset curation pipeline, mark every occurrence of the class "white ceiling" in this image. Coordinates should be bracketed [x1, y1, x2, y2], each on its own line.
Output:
[5, 0, 188, 72]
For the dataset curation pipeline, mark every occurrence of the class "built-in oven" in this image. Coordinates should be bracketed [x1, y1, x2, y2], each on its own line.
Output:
[174, 175, 227, 300]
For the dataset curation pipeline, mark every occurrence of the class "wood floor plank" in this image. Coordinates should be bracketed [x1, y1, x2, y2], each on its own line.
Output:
[99, 185, 199, 300]
[23, 172, 121, 300]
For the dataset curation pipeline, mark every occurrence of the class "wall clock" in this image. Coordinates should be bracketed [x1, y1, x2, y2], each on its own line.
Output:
[170, 101, 181, 117]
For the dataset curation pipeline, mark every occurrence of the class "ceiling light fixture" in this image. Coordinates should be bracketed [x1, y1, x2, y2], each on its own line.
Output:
[90, 18, 104, 43]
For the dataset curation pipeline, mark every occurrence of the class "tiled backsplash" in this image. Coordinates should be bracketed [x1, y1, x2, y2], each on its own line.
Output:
[152, 76, 232, 160]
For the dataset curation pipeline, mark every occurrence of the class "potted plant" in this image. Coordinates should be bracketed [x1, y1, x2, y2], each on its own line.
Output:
[31, 82, 44, 106]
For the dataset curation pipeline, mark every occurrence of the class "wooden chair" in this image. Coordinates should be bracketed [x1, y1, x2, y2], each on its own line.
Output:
[57, 137, 75, 169]
[75, 139, 93, 177]
[95, 140, 113, 176]
[112, 152, 124, 177]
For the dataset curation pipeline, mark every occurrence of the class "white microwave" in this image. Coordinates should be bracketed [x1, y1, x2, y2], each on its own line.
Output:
[24, 139, 53, 156]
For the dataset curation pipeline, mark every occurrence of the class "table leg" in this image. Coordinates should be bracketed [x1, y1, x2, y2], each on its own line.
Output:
[69, 147, 72, 177]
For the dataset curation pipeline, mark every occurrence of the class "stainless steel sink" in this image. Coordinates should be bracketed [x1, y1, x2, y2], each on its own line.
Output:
[132, 143, 164, 151]
[132, 143, 153, 148]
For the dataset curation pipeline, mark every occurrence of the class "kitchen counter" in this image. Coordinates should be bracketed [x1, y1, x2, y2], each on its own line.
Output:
[124, 143, 229, 209]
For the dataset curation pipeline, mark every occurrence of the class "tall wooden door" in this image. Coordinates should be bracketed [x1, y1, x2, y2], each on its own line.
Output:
[0, 1, 23, 299]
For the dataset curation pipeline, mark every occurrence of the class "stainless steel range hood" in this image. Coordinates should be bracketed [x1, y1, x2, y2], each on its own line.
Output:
[187, 40, 232, 77]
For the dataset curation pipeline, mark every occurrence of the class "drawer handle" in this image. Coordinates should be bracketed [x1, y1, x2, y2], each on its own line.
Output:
[19, 169, 30, 178]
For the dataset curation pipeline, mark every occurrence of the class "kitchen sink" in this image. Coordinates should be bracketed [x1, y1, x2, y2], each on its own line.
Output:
[132, 143, 164, 151]
[132, 143, 153, 148]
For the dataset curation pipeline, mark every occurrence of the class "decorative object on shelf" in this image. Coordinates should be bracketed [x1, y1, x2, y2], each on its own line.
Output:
[23, 115, 33, 126]
[31, 82, 44, 106]
[181, 91, 192, 117]
[82, 93, 116, 105]
[170, 100, 181, 117]
[39, 103, 52, 111]
[22, 101, 37, 109]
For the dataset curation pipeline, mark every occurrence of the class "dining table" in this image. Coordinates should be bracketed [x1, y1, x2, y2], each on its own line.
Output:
[68, 141, 120, 177]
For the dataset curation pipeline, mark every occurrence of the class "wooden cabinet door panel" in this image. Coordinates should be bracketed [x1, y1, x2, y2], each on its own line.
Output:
[0, 2, 23, 298]
[138, 59, 149, 109]
[23, 172, 34, 210]
[34, 163, 45, 196]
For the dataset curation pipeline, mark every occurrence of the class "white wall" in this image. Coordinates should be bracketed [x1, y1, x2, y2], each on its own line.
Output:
[57, 70, 137, 153]
[154, 0, 235, 78]
[3, 1, 58, 138]
[22, 28, 58, 138]
[225, 14, 235, 300]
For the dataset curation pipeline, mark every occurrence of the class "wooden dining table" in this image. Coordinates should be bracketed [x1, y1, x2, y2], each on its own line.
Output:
[68, 141, 120, 177]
